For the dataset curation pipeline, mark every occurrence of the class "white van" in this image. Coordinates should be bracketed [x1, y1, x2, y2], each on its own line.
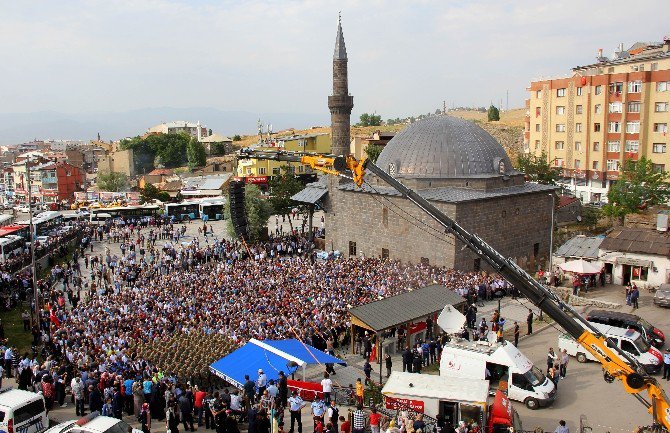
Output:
[0, 388, 48, 433]
[558, 323, 663, 374]
[439, 338, 556, 410]
[381, 372, 523, 432]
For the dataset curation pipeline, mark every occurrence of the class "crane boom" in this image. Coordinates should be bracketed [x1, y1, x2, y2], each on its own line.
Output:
[238, 148, 670, 430]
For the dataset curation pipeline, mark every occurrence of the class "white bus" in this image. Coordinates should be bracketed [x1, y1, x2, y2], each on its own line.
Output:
[16, 211, 64, 237]
[0, 235, 25, 262]
[199, 200, 225, 221]
[89, 205, 160, 222]
[165, 201, 200, 221]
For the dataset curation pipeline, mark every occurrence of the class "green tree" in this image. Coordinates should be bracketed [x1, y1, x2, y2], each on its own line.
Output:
[365, 144, 383, 163]
[187, 138, 207, 168]
[210, 142, 227, 155]
[97, 172, 128, 192]
[233, 134, 242, 141]
[140, 183, 160, 203]
[268, 166, 304, 232]
[487, 105, 500, 121]
[357, 113, 381, 127]
[604, 157, 670, 220]
[175, 191, 184, 202]
[226, 184, 273, 242]
[121, 133, 192, 170]
[156, 191, 171, 202]
[516, 152, 560, 185]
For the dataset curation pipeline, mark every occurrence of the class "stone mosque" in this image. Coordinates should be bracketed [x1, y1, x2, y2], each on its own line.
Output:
[311, 17, 555, 271]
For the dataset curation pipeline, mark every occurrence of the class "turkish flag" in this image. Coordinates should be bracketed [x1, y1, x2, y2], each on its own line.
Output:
[49, 306, 61, 328]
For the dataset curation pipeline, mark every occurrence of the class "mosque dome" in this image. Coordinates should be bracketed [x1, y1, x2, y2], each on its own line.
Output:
[374, 115, 514, 179]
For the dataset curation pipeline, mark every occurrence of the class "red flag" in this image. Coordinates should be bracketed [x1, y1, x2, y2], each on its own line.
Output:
[49, 307, 61, 328]
[369, 343, 377, 362]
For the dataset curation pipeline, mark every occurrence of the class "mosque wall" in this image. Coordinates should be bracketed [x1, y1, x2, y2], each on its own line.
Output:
[325, 181, 553, 272]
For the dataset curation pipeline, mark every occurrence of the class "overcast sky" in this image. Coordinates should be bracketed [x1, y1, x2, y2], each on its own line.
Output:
[1, 0, 667, 121]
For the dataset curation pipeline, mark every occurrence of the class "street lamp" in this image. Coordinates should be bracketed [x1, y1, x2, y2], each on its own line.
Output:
[26, 158, 39, 330]
[548, 193, 555, 273]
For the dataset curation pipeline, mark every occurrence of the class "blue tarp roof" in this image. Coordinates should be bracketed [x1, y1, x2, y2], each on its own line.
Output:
[209, 339, 346, 389]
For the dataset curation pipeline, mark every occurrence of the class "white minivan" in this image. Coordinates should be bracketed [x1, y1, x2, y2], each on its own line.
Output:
[559, 323, 663, 374]
[0, 388, 48, 433]
[439, 338, 556, 410]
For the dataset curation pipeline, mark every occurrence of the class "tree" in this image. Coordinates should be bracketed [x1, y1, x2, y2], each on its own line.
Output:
[121, 132, 192, 171]
[140, 183, 160, 203]
[187, 138, 207, 169]
[226, 184, 273, 243]
[357, 113, 381, 127]
[233, 134, 242, 141]
[365, 144, 383, 163]
[604, 157, 670, 220]
[487, 105, 500, 121]
[175, 191, 184, 202]
[268, 166, 304, 232]
[156, 191, 171, 202]
[515, 152, 560, 185]
[97, 172, 128, 192]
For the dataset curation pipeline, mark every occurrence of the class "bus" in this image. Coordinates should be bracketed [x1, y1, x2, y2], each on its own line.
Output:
[16, 211, 63, 237]
[199, 200, 225, 221]
[165, 201, 200, 221]
[90, 205, 160, 221]
[0, 235, 25, 262]
[0, 214, 15, 226]
[0, 225, 31, 240]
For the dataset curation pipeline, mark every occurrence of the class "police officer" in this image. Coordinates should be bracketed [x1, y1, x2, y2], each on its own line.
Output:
[663, 348, 670, 381]
[287, 390, 306, 433]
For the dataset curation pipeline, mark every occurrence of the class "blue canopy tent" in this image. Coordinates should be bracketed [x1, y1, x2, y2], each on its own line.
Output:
[209, 338, 347, 388]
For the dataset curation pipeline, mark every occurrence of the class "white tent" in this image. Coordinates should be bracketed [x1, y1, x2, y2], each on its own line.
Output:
[560, 259, 603, 275]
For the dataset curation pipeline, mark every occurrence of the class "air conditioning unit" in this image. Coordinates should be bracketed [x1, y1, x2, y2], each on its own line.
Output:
[657, 213, 668, 232]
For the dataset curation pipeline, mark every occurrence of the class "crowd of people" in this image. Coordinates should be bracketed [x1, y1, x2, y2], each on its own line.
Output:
[35, 217, 510, 388]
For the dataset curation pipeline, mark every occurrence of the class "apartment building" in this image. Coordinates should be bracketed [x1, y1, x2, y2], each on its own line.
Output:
[525, 38, 670, 203]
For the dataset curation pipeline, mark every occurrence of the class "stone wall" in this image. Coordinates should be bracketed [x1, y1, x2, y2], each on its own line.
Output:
[325, 179, 553, 271]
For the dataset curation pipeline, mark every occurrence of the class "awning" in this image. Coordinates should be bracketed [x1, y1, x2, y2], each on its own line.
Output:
[209, 339, 346, 389]
[291, 186, 328, 204]
[616, 257, 652, 267]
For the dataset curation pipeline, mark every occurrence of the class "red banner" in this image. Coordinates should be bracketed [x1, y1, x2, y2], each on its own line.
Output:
[408, 322, 426, 335]
[287, 379, 322, 401]
[247, 176, 268, 184]
[385, 397, 424, 413]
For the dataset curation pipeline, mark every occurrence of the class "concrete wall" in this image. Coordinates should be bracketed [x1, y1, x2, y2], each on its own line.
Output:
[325, 178, 553, 271]
[98, 149, 135, 177]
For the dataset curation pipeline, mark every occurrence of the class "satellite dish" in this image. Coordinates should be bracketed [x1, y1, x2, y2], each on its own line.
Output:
[577, 215, 583, 222]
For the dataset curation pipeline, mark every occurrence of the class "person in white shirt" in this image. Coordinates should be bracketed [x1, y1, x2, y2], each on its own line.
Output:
[320, 372, 333, 405]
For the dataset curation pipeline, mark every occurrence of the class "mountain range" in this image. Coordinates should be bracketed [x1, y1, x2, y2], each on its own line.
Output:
[0, 107, 330, 145]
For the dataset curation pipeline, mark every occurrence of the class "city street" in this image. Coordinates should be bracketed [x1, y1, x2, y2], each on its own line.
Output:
[512, 289, 670, 432]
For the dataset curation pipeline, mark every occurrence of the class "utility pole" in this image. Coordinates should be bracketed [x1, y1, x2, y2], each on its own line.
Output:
[26, 158, 39, 328]
[506, 90, 509, 112]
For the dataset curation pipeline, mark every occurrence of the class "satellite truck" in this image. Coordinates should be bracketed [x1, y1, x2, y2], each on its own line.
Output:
[239, 148, 670, 432]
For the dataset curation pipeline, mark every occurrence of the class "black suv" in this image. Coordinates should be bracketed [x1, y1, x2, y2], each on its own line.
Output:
[586, 309, 665, 348]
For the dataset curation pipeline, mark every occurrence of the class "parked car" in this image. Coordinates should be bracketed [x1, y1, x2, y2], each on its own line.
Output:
[0, 388, 49, 433]
[45, 413, 142, 433]
[654, 283, 670, 308]
[586, 309, 665, 348]
[16, 205, 30, 213]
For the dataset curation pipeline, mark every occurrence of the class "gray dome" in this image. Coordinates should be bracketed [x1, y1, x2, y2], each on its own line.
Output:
[375, 116, 513, 179]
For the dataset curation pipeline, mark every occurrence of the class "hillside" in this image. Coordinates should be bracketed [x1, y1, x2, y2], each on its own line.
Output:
[232, 108, 526, 162]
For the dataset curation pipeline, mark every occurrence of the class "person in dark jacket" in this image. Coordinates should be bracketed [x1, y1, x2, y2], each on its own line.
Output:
[112, 388, 124, 419]
[89, 385, 103, 413]
[278, 371, 288, 409]
[402, 348, 413, 373]
[179, 393, 195, 432]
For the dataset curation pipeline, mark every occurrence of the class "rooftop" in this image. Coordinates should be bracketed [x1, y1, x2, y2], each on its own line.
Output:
[555, 235, 604, 259]
[348, 284, 465, 332]
[338, 181, 555, 203]
[600, 227, 670, 256]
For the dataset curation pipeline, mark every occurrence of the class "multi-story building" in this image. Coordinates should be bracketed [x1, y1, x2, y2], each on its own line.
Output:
[525, 38, 670, 203]
[11, 160, 84, 204]
[236, 133, 331, 189]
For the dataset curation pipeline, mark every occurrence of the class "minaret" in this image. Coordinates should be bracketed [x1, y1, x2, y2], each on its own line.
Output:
[328, 13, 354, 156]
